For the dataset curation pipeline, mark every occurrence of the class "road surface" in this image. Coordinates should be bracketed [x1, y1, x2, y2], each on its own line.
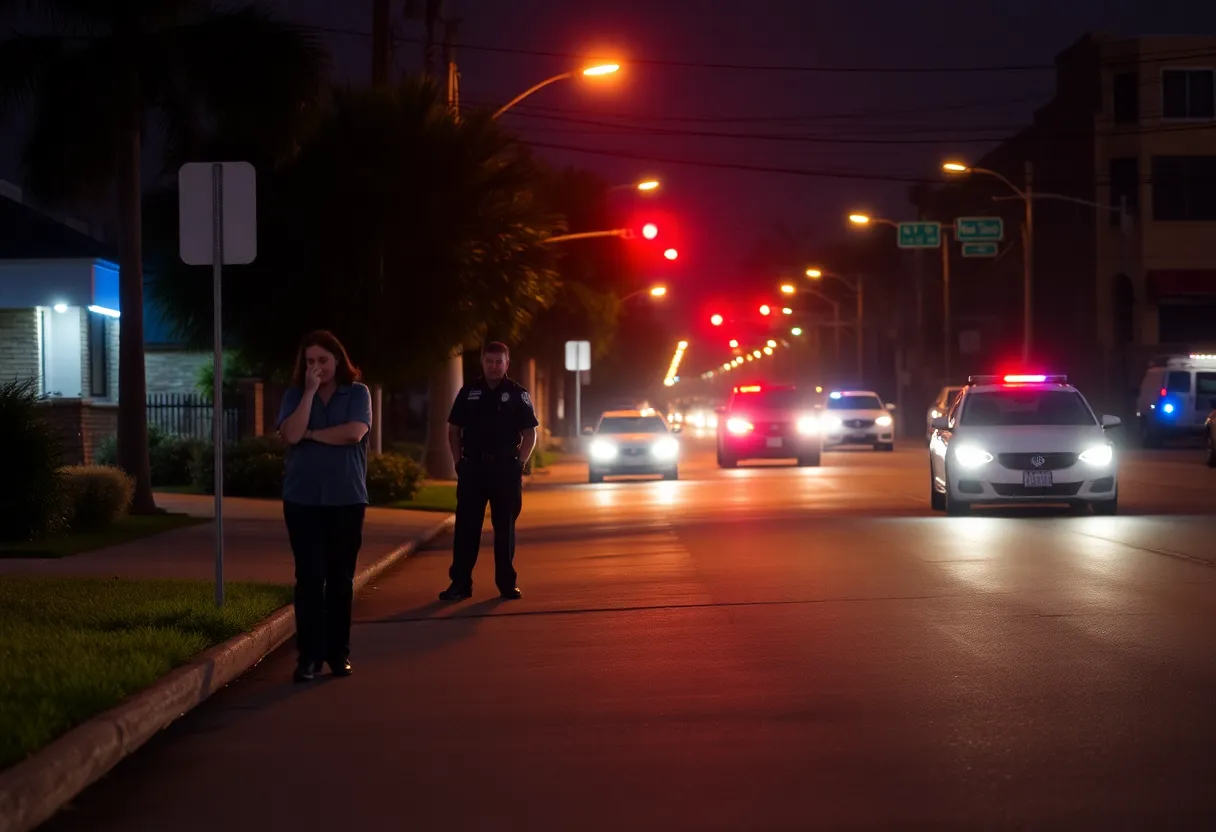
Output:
[42, 440, 1216, 831]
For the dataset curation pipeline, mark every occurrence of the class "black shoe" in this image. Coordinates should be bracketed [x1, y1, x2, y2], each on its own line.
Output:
[439, 584, 473, 601]
[328, 658, 353, 678]
[499, 587, 522, 600]
[293, 661, 316, 683]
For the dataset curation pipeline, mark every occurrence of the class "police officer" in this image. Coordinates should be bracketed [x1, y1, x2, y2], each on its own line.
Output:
[439, 341, 538, 601]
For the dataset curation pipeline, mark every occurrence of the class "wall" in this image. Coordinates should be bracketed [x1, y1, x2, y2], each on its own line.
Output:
[0, 308, 40, 386]
[144, 349, 211, 395]
[37, 399, 118, 465]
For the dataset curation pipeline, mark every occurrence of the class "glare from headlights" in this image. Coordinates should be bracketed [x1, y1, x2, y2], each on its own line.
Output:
[876, 415, 893, 427]
[953, 445, 993, 468]
[820, 415, 842, 430]
[1078, 444, 1113, 466]
[589, 439, 617, 461]
[726, 417, 753, 435]
[652, 438, 679, 459]
[796, 415, 819, 435]
[929, 409, 942, 419]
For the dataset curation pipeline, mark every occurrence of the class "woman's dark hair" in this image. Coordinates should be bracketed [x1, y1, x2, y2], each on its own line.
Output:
[291, 330, 362, 386]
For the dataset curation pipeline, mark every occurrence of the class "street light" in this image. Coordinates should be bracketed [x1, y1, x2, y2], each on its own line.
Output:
[649, 285, 667, 297]
[806, 268, 822, 279]
[621, 285, 667, 303]
[636, 179, 660, 191]
[759, 304, 771, 316]
[805, 266, 864, 379]
[847, 212, 898, 229]
[710, 314, 724, 326]
[781, 307, 793, 315]
[791, 327, 803, 336]
[663, 248, 679, 260]
[492, 61, 621, 119]
[642, 223, 659, 240]
[848, 214, 872, 225]
[780, 284, 796, 294]
[729, 339, 739, 348]
[943, 158, 1034, 363]
[612, 178, 661, 194]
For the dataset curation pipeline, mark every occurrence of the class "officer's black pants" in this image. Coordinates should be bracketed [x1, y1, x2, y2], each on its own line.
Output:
[283, 501, 366, 666]
[450, 459, 523, 591]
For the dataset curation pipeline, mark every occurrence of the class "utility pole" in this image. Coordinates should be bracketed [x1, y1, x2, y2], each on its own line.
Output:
[367, 0, 393, 457]
[942, 225, 952, 381]
[1022, 160, 1034, 364]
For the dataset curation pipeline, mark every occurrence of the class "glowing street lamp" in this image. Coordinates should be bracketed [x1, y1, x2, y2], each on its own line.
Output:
[728, 339, 739, 348]
[781, 307, 793, 315]
[636, 179, 660, 191]
[942, 162, 969, 173]
[710, 313, 724, 326]
[493, 61, 621, 119]
[766, 339, 777, 348]
[848, 213, 872, 225]
[780, 284, 796, 294]
[759, 304, 771, 316]
[649, 285, 667, 297]
[805, 268, 822, 279]
[791, 327, 803, 336]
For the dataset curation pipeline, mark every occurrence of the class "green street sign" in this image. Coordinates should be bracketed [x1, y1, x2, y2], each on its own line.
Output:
[961, 241, 999, 257]
[897, 221, 941, 249]
[955, 217, 1004, 242]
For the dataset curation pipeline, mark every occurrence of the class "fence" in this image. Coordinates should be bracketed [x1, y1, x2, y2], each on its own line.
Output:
[147, 392, 243, 443]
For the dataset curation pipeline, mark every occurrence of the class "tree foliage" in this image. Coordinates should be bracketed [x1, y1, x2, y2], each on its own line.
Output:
[145, 78, 565, 384]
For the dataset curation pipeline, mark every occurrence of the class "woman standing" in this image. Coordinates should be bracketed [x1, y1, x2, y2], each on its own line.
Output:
[276, 330, 373, 682]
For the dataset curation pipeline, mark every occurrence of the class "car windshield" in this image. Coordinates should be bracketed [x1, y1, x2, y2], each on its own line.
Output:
[826, 394, 883, 411]
[732, 389, 803, 410]
[961, 389, 1096, 426]
[597, 417, 668, 434]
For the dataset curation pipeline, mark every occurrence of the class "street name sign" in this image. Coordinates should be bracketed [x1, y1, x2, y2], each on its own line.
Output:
[897, 222, 941, 249]
[961, 241, 999, 257]
[955, 217, 1004, 242]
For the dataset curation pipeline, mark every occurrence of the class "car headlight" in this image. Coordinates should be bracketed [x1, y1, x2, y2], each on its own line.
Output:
[589, 439, 617, 461]
[652, 438, 679, 459]
[953, 445, 993, 468]
[821, 415, 842, 429]
[876, 415, 893, 427]
[796, 415, 819, 435]
[726, 417, 753, 435]
[1078, 444, 1113, 466]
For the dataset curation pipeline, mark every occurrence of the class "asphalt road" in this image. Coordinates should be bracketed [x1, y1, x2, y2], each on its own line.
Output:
[42, 440, 1216, 831]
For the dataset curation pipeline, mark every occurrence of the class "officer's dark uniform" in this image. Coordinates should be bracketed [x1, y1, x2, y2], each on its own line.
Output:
[441, 375, 539, 600]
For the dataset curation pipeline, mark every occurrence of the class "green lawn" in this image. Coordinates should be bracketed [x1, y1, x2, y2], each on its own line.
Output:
[0, 513, 209, 558]
[0, 576, 293, 770]
[388, 484, 457, 513]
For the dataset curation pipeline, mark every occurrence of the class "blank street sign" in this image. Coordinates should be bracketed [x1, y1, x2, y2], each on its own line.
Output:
[179, 162, 257, 266]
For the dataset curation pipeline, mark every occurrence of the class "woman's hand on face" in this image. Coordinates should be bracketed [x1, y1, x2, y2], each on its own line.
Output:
[304, 366, 322, 392]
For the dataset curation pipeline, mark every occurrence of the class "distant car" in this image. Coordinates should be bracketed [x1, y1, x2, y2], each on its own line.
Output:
[926, 386, 964, 443]
[587, 410, 679, 484]
[820, 390, 896, 451]
[1134, 353, 1216, 447]
[929, 373, 1121, 515]
[716, 383, 822, 468]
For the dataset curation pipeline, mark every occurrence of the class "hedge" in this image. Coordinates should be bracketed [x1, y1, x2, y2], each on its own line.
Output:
[60, 466, 134, 532]
[94, 425, 202, 487]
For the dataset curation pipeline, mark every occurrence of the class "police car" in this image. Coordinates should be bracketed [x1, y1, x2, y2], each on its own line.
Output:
[1135, 353, 1216, 447]
[819, 389, 896, 451]
[587, 410, 680, 483]
[928, 374, 1121, 515]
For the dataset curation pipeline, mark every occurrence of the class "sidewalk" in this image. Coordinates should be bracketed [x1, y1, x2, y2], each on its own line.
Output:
[0, 493, 446, 584]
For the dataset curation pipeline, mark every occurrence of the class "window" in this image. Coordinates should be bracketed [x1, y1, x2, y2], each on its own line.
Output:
[1165, 371, 1191, 394]
[596, 417, 668, 434]
[1151, 156, 1216, 221]
[1112, 71, 1138, 123]
[1196, 373, 1216, 407]
[826, 394, 884, 411]
[88, 314, 108, 398]
[1108, 157, 1139, 226]
[960, 390, 1097, 427]
[1162, 69, 1216, 119]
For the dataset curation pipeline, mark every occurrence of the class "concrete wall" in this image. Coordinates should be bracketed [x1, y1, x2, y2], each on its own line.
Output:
[144, 349, 210, 395]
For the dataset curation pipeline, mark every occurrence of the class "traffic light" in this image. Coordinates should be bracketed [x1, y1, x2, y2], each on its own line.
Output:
[642, 223, 659, 240]
[663, 248, 678, 260]
[710, 314, 724, 326]
[759, 304, 771, 316]
[728, 339, 739, 348]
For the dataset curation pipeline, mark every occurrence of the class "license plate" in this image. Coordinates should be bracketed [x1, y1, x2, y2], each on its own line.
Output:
[847, 434, 867, 442]
[1023, 470, 1053, 488]
[766, 437, 783, 448]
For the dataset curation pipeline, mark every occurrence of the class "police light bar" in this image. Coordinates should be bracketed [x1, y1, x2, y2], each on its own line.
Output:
[1191, 353, 1216, 361]
[966, 374, 1068, 385]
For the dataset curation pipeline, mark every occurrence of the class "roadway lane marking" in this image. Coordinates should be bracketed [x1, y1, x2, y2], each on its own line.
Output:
[1062, 529, 1213, 567]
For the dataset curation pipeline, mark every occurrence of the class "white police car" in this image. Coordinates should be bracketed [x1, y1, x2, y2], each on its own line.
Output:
[928, 374, 1121, 515]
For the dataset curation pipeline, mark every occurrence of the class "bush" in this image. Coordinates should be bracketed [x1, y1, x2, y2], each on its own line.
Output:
[0, 379, 68, 542]
[93, 426, 202, 487]
[190, 436, 286, 498]
[60, 466, 134, 532]
[366, 452, 425, 504]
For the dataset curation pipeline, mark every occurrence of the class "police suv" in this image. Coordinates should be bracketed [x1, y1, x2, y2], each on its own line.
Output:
[1135, 353, 1216, 447]
[928, 374, 1121, 515]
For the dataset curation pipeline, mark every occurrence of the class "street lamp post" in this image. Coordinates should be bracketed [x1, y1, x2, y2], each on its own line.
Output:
[781, 283, 842, 361]
[806, 267, 864, 380]
[492, 62, 620, 119]
[608, 179, 661, 194]
[944, 161, 1034, 364]
[622, 285, 667, 303]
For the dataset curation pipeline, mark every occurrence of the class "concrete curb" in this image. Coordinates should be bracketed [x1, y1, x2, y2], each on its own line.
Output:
[0, 513, 457, 832]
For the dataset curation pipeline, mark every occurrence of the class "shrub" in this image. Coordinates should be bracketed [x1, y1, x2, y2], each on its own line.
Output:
[60, 466, 134, 532]
[366, 452, 425, 504]
[0, 379, 68, 542]
[190, 436, 286, 498]
[93, 426, 201, 486]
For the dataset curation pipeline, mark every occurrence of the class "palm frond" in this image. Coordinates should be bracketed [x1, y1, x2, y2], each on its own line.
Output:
[0, 33, 66, 123]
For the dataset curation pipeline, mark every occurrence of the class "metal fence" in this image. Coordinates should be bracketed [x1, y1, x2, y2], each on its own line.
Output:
[146, 393, 242, 443]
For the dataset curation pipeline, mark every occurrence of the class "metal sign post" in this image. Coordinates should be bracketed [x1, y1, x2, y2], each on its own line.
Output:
[179, 161, 257, 607]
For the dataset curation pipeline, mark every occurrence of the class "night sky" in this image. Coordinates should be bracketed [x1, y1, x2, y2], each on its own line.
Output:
[4, 0, 1214, 323]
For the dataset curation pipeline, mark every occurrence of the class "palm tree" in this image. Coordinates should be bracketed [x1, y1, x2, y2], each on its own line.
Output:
[0, 1, 328, 512]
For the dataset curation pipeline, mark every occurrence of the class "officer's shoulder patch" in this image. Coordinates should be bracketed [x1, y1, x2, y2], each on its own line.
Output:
[521, 391, 533, 409]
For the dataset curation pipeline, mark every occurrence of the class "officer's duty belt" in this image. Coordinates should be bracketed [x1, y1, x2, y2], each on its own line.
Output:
[465, 451, 519, 463]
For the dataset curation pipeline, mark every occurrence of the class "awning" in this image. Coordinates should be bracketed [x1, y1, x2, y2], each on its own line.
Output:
[0, 258, 120, 312]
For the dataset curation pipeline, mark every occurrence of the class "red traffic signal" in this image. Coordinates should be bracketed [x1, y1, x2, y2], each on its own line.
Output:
[710, 314, 724, 326]
[663, 248, 678, 260]
[642, 223, 659, 240]
[759, 304, 771, 316]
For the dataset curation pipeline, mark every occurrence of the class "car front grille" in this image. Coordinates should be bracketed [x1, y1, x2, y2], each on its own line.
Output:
[842, 419, 875, 429]
[991, 482, 1083, 497]
[997, 452, 1078, 470]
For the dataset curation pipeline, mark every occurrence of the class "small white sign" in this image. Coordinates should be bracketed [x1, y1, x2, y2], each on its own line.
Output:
[565, 340, 591, 372]
[179, 161, 257, 266]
